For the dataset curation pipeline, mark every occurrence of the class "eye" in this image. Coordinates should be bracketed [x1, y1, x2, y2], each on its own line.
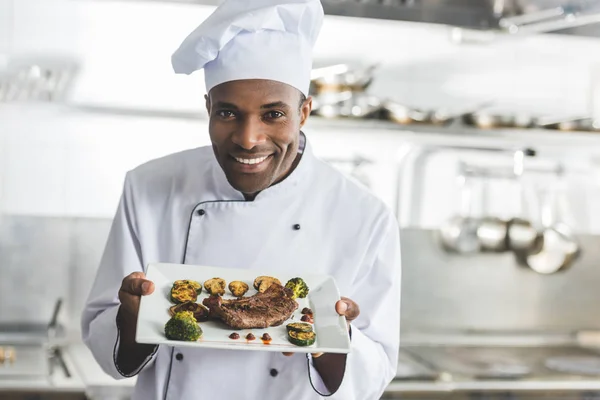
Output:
[217, 110, 235, 119]
[264, 111, 284, 120]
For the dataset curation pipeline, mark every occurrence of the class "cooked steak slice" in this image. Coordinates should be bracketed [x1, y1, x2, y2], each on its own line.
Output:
[202, 284, 298, 329]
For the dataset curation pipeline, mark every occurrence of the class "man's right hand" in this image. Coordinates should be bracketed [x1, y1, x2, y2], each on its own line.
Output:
[118, 271, 155, 318]
[116, 272, 157, 375]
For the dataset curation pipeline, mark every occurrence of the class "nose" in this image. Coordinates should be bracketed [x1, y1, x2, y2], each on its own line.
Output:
[231, 116, 267, 150]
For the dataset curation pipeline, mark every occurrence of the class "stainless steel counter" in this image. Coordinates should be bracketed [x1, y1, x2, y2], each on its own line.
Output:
[386, 342, 600, 397]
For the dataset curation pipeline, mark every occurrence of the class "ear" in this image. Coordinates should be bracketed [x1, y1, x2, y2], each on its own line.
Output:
[204, 94, 210, 114]
[299, 96, 312, 128]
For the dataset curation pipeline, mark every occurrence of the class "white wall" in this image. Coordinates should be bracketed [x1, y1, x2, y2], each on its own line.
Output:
[4, 0, 600, 115]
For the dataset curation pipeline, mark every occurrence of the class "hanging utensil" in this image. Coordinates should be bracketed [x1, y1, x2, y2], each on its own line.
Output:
[515, 180, 580, 274]
[476, 175, 508, 253]
[439, 173, 480, 253]
[507, 150, 541, 253]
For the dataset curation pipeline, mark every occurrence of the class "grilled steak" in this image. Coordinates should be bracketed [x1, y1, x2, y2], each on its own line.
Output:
[202, 284, 298, 329]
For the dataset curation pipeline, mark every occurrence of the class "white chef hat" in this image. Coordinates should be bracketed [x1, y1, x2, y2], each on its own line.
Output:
[171, 0, 323, 96]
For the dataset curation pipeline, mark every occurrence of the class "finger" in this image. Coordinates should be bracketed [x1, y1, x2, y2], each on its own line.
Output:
[337, 297, 360, 322]
[118, 290, 141, 316]
[121, 276, 155, 296]
[282, 352, 294, 357]
[335, 300, 347, 316]
[311, 352, 324, 358]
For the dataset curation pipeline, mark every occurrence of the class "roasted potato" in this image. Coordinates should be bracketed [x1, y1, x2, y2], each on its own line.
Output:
[173, 279, 202, 295]
[170, 284, 198, 304]
[253, 276, 281, 291]
[204, 277, 226, 296]
[228, 281, 249, 297]
[258, 277, 281, 293]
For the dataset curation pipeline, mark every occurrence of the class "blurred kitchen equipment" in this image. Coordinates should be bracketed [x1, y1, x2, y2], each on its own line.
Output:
[506, 150, 541, 253]
[439, 173, 480, 253]
[515, 177, 580, 274]
[382, 100, 431, 125]
[537, 115, 600, 132]
[310, 63, 378, 94]
[0, 298, 67, 381]
[462, 110, 538, 129]
[313, 91, 383, 119]
[47, 298, 63, 342]
[383, 100, 494, 126]
[0, 56, 79, 103]
[476, 175, 508, 253]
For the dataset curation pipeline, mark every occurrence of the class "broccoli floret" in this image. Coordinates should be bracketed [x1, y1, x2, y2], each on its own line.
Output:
[285, 277, 309, 299]
[164, 311, 202, 341]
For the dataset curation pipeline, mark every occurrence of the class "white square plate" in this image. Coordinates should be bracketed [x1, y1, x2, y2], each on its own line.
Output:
[136, 263, 351, 354]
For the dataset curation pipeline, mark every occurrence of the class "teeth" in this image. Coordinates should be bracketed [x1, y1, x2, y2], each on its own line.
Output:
[234, 156, 268, 165]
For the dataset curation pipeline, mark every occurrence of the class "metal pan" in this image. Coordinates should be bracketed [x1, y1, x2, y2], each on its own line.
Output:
[462, 111, 538, 129]
[383, 100, 494, 126]
[310, 63, 378, 94]
[537, 116, 600, 132]
[312, 91, 383, 119]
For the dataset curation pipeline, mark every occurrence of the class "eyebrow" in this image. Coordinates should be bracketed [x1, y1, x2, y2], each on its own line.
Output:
[213, 100, 291, 110]
[213, 101, 239, 110]
[261, 101, 290, 109]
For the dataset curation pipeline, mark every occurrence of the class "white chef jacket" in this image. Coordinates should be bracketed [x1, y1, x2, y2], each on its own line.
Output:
[81, 134, 401, 400]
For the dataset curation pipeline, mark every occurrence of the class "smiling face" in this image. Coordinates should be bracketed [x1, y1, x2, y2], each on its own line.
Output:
[205, 79, 312, 198]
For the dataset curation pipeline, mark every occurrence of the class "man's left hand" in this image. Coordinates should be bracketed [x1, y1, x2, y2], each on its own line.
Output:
[283, 296, 359, 358]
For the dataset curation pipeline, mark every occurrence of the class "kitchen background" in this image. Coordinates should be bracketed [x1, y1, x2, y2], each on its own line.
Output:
[2, 0, 600, 399]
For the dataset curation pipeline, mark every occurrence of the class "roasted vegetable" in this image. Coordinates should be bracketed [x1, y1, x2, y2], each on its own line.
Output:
[173, 279, 202, 295]
[170, 284, 198, 304]
[253, 276, 282, 293]
[164, 311, 202, 341]
[287, 330, 316, 347]
[204, 277, 226, 296]
[286, 322, 313, 334]
[169, 301, 209, 322]
[284, 277, 309, 299]
[228, 281, 249, 297]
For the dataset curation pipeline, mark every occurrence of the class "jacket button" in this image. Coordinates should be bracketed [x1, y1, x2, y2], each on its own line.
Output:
[176, 353, 184, 361]
[293, 224, 301, 230]
[197, 209, 205, 216]
[270, 368, 278, 377]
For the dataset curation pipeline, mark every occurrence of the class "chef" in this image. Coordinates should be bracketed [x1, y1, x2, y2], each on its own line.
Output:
[81, 0, 401, 399]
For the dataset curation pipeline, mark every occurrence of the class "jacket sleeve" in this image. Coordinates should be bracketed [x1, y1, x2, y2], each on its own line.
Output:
[307, 211, 401, 399]
[80, 172, 157, 379]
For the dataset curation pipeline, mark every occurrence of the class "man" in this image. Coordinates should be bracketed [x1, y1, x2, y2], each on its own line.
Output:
[81, 0, 401, 399]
